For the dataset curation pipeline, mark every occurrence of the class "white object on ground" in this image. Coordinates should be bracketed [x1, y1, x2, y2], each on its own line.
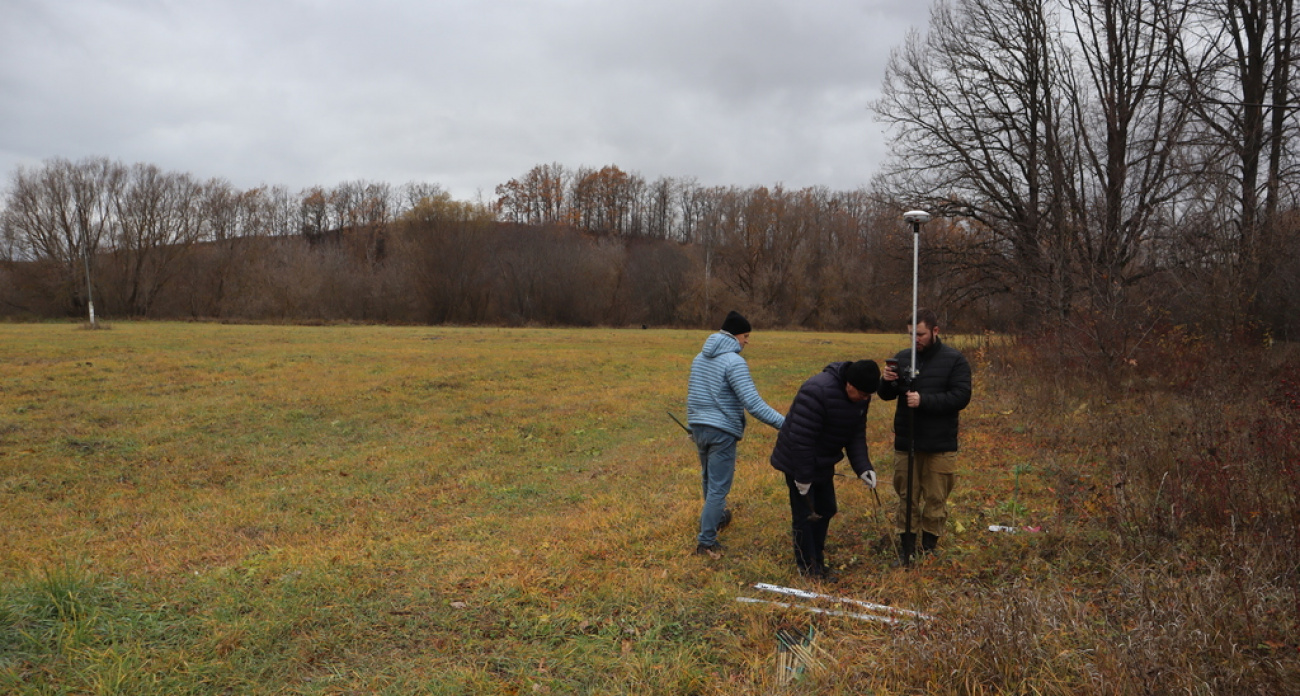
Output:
[753, 582, 934, 621]
[735, 597, 898, 624]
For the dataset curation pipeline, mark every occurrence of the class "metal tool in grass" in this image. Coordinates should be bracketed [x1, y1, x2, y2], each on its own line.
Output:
[802, 488, 822, 522]
[870, 480, 899, 559]
[666, 411, 692, 436]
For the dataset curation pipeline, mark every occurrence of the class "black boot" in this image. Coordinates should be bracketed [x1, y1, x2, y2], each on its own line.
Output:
[921, 532, 938, 554]
[899, 533, 917, 566]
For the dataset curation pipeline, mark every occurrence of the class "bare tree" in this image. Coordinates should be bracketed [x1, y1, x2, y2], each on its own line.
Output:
[107, 164, 206, 316]
[1065, 0, 1192, 285]
[1, 157, 122, 316]
[874, 0, 1078, 324]
[643, 177, 677, 240]
[1178, 0, 1300, 326]
[676, 177, 703, 243]
[263, 185, 297, 237]
[399, 181, 447, 216]
[874, 0, 1201, 339]
[1048, 0, 1200, 358]
[0, 204, 17, 263]
[182, 179, 270, 318]
[331, 180, 393, 265]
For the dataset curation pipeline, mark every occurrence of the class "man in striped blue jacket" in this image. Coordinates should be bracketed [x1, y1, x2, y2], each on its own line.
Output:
[687, 311, 786, 558]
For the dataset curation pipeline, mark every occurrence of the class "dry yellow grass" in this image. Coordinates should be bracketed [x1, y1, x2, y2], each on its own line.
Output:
[4, 322, 946, 693]
[11, 322, 1288, 694]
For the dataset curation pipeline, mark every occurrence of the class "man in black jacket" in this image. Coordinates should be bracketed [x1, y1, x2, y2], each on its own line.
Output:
[878, 308, 972, 564]
[769, 360, 880, 580]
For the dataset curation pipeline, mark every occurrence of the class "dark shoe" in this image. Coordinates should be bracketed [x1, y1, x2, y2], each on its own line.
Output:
[921, 532, 939, 554]
[898, 533, 917, 567]
[799, 564, 838, 583]
[717, 509, 733, 532]
[694, 542, 724, 559]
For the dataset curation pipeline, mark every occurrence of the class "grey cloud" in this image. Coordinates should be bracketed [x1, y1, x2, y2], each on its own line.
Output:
[1, 0, 933, 198]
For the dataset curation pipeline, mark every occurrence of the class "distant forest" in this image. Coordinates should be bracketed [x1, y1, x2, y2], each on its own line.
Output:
[5, 0, 1300, 353]
[0, 159, 921, 332]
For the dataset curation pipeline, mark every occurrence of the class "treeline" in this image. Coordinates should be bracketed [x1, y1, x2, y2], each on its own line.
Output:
[0, 158, 921, 329]
[1, 145, 1297, 337]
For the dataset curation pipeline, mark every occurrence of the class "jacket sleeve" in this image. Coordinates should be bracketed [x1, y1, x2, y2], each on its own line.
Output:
[846, 398, 872, 476]
[920, 350, 972, 415]
[785, 383, 826, 483]
[727, 359, 785, 429]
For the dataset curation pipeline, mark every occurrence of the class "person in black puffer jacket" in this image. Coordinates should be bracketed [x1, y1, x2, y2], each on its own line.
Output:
[878, 308, 972, 564]
[770, 360, 880, 580]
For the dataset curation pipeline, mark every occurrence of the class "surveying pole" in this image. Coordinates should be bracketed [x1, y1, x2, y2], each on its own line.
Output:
[900, 210, 931, 565]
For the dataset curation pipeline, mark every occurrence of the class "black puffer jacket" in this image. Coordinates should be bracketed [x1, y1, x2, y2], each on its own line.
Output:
[878, 338, 972, 452]
[769, 362, 873, 483]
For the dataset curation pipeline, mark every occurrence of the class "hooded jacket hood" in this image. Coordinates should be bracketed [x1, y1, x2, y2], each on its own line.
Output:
[700, 331, 741, 359]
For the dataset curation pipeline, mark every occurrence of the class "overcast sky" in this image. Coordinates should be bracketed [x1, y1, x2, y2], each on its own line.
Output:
[1, 0, 933, 201]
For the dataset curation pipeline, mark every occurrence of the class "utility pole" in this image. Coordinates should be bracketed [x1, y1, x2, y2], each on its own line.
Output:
[83, 237, 96, 327]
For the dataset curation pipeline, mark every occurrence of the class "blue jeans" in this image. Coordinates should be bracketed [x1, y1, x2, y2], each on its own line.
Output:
[692, 424, 737, 546]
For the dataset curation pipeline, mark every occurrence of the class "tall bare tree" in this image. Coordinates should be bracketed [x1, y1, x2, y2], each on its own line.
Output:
[875, 0, 1201, 338]
[1, 157, 122, 315]
[109, 164, 206, 316]
[1059, 0, 1195, 338]
[874, 0, 1077, 323]
[1178, 0, 1300, 325]
[643, 177, 677, 240]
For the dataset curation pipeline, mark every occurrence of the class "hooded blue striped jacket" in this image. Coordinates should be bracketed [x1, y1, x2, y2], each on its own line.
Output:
[686, 332, 785, 439]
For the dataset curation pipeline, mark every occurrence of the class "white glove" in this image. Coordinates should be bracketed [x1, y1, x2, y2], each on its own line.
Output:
[860, 470, 877, 489]
[795, 481, 811, 496]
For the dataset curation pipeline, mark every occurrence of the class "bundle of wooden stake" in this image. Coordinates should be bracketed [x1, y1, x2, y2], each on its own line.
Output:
[774, 626, 828, 684]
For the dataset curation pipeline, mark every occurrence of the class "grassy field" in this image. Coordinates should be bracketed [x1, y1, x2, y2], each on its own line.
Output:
[1, 321, 1294, 694]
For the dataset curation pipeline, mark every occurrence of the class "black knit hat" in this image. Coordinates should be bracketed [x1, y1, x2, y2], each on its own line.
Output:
[720, 310, 752, 336]
[845, 360, 880, 393]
